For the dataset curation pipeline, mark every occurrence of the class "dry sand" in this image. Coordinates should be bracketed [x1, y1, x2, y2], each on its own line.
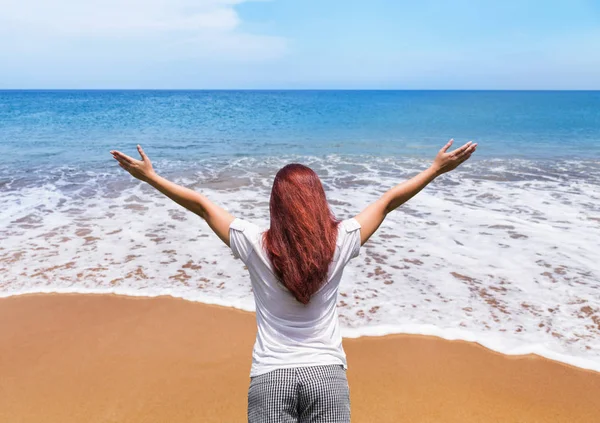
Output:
[0, 294, 598, 422]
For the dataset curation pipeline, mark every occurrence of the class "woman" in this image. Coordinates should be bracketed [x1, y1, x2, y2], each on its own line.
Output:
[110, 139, 477, 422]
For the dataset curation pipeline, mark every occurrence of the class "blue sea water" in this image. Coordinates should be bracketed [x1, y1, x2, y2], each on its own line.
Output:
[1, 90, 599, 371]
[1, 90, 599, 168]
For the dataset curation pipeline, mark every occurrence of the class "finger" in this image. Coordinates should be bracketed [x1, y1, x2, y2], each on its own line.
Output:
[452, 141, 473, 157]
[440, 139, 454, 153]
[112, 151, 132, 164]
[113, 155, 131, 167]
[457, 143, 477, 158]
[112, 150, 135, 164]
[117, 160, 130, 170]
[137, 144, 149, 161]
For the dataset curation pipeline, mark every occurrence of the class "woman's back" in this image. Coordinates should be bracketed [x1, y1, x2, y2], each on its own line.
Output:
[230, 217, 362, 378]
[110, 139, 476, 422]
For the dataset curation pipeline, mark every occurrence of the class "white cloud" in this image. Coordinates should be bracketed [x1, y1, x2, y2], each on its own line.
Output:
[2, 0, 246, 34]
[0, 0, 285, 62]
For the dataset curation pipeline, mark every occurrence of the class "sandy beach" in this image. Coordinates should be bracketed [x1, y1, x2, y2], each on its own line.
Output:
[0, 293, 599, 423]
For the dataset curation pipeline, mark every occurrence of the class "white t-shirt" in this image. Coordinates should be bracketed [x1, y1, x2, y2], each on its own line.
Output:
[229, 217, 362, 377]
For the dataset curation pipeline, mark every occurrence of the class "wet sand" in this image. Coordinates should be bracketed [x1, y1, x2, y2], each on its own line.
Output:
[0, 294, 598, 422]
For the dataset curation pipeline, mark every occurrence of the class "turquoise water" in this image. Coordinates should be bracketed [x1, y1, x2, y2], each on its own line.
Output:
[1, 90, 599, 371]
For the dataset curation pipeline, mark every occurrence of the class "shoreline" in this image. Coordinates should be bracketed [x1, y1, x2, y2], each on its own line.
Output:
[2, 290, 598, 374]
[1, 293, 599, 423]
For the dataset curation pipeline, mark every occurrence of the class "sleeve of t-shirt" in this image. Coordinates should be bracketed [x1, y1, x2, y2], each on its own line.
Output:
[229, 218, 262, 263]
[338, 218, 362, 264]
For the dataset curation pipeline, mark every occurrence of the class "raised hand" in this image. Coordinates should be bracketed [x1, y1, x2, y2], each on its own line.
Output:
[110, 145, 156, 182]
[431, 139, 477, 176]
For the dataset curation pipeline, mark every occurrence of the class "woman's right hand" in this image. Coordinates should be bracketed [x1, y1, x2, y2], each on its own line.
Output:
[110, 145, 157, 183]
[430, 139, 477, 176]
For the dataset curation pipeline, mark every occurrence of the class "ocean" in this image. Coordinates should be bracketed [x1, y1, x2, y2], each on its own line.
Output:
[1, 90, 599, 371]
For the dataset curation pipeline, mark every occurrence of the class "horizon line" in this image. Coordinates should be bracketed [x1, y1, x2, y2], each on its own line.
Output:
[1, 88, 600, 92]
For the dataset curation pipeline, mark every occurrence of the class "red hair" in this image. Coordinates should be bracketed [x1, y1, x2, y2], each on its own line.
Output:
[264, 164, 340, 304]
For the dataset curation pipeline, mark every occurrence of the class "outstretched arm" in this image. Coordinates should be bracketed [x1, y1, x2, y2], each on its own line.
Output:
[354, 139, 477, 245]
[110, 145, 235, 246]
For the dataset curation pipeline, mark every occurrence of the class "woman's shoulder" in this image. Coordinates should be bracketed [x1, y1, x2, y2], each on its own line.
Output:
[230, 218, 261, 232]
[229, 218, 267, 262]
[334, 218, 362, 262]
[339, 217, 361, 233]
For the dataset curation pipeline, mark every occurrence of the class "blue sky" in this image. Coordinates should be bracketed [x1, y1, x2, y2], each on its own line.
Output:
[1, 0, 599, 89]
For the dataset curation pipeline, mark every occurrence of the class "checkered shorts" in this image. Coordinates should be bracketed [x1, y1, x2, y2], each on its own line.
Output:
[247, 364, 351, 423]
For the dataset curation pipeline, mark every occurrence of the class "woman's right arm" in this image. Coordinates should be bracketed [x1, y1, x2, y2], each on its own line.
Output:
[354, 139, 477, 245]
[111, 145, 235, 246]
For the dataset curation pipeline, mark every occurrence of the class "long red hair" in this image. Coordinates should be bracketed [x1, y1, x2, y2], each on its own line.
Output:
[264, 164, 340, 304]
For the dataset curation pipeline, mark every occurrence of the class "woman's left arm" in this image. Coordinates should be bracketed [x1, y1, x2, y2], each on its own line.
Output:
[110, 145, 235, 246]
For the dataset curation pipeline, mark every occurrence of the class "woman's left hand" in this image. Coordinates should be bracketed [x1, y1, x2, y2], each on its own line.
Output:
[110, 145, 156, 182]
